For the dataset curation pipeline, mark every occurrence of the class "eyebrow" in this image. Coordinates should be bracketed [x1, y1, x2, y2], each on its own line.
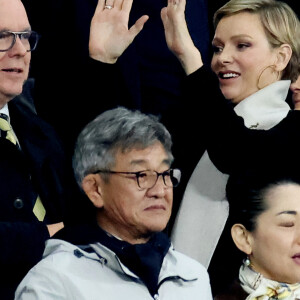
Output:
[212, 34, 254, 44]
[129, 158, 172, 167]
[276, 210, 297, 216]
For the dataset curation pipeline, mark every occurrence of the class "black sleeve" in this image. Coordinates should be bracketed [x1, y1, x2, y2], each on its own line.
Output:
[182, 66, 300, 175]
[0, 220, 49, 265]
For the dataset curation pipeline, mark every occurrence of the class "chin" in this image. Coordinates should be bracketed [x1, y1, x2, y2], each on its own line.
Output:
[145, 221, 168, 234]
[293, 100, 300, 110]
[220, 88, 236, 102]
[1, 86, 24, 100]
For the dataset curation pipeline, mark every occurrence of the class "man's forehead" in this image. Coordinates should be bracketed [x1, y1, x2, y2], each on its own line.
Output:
[0, 0, 29, 26]
[115, 144, 171, 167]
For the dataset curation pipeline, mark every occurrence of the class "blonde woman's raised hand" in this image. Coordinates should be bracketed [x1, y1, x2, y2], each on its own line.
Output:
[161, 0, 203, 75]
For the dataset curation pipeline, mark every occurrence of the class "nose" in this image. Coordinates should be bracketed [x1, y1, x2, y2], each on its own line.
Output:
[290, 76, 300, 92]
[291, 83, 300, 93]
[146, 176, 167, 198]
[8, 36, 27, 57]
[217, 46, 233, 65]
[294, 227, 300, 245]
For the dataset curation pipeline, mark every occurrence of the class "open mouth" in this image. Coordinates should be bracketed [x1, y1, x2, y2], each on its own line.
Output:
[219, 72, 240, 79]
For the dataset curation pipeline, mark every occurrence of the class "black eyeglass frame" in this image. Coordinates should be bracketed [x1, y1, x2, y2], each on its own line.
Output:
[0, 31, 40, 52]
[93, 168, 181, 189]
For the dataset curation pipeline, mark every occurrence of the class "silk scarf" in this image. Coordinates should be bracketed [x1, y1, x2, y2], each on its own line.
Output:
[239, 262, 300, 300]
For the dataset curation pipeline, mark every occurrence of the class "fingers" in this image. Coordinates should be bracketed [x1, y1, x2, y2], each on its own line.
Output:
[177, 0, 186, 10]
[122, 0, 133, 13]
[165, 0, 185, 11]
[95, 0, 105, 14]
[102, 0, 132, 11]
[113, 0, 122, 10]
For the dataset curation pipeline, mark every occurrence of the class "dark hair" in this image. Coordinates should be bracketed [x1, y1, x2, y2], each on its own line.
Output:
[226, 170, 300, 231]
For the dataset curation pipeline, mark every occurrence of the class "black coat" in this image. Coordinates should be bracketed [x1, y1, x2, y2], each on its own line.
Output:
[0, 91, 68, 298]
[23, 0, 211, 155]
[181, 67, 300, 296]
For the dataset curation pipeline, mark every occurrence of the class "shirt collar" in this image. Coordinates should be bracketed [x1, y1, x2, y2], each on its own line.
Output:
[234, 80, 291, 130]
[0, 104, 9, 118]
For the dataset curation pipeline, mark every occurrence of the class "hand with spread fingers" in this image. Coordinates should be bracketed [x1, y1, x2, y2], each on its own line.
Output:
[89, 0, 149, 64]
[161, 0, 203, 75]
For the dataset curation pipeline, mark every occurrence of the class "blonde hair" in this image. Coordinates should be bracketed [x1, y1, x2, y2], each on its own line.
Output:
[214, 0, 300, 82]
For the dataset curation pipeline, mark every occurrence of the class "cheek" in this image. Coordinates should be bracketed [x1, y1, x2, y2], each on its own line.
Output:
[25, 57, 31, 73]
[211, 56, 218, 73]
[166, 190, 173, 206]
[253, 231, 287, 262]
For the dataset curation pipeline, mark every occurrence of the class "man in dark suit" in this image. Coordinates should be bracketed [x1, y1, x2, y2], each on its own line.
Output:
[0, 0, 68, 297]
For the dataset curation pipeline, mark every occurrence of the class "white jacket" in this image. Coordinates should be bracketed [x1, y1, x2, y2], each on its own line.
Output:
[15, 239, 213, 300]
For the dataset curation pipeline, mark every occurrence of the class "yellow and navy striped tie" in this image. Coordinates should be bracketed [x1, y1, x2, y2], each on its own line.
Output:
[0, 113, 46, 221]
[0, 113, 18, 145]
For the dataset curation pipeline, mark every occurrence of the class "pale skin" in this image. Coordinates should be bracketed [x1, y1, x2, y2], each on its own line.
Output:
[89, 0, 202, 72]
[89, 0, 149, 63]
[232, 183, 300, 283]
[290, 75, 300, 110]
[89, 0, 291, 104]
[0, 0, 63, 236]
[82, 142, 173, 244]
[210, 13, 291, 104]
[0, 0, 31, 108]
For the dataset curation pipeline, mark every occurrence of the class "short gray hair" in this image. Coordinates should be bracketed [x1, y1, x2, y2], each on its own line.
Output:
[73, 107, 173, 187]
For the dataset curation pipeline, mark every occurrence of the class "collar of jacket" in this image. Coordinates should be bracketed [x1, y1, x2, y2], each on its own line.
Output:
[234, 80, 291, 130]
[44, 238, 199, 284]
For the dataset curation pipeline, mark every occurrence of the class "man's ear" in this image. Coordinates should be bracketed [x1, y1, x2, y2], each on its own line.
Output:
[231, 224, 253, 255]
[82, 174, 104, 208]
[274, 44, 292, 72]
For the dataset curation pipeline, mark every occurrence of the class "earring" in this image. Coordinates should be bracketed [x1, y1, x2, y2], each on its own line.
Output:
[245, 257, 251, 267]
[257, 65, 280, 90]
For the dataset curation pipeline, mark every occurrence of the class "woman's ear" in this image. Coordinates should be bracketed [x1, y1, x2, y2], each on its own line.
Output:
[82, 174, 104, 208]
[274, 44, 292, 72]
[231, 224, 253, 255]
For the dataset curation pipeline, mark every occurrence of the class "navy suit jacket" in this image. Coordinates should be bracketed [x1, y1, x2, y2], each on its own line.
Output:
[0, 85, 68, 298]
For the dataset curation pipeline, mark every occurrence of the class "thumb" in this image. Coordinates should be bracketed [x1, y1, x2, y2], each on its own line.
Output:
[161, 7, 168, 24]
[128, 15, 149, 40]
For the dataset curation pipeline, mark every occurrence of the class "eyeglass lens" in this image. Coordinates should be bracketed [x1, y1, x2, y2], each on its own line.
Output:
[137, 169, 180, 189]
[0, 31, 39, 52]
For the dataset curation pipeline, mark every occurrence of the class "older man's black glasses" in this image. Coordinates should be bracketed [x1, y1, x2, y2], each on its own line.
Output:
[93, 168, 181, 189]
[0, 31, 40, 52]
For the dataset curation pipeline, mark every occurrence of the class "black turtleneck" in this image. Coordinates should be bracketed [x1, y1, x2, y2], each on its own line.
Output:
[54, 223, 171, 297]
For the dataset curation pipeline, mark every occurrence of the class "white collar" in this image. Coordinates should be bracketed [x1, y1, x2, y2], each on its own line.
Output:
[0, 104, 9, 118]
[234, 80, 291, 130]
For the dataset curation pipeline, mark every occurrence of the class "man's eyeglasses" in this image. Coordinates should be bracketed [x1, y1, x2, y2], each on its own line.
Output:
[0, 31, 40, 52]
[93, 168, 181, 190]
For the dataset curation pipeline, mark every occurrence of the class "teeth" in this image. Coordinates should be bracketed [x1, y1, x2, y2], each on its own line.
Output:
[223, 73, 238, 78]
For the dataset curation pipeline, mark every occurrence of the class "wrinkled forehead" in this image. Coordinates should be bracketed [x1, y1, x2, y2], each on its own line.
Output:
[114, 143, 172, 169]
